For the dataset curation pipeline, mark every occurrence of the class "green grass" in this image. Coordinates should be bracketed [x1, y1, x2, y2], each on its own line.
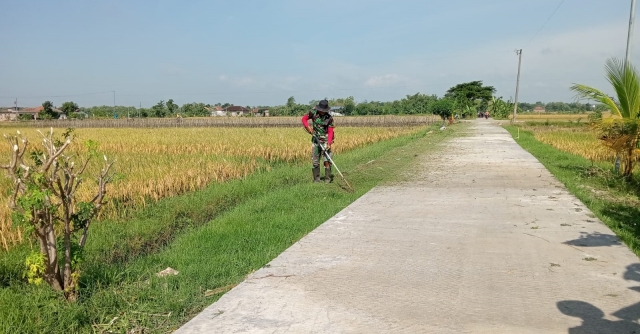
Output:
[504, 125, 640, 258]
[0, 124, 459, 334]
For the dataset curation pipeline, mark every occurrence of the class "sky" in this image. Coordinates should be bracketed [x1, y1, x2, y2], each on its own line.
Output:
[0, 0, 638, 108]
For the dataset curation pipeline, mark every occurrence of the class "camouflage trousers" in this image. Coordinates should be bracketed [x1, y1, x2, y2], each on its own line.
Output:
[311, 142, 332, 168]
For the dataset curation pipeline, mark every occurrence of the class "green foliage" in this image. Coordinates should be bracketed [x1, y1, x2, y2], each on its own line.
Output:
[343, 96, 356, 115]
[72, 202, 95, 230]
[29, 149, 44, 167]
[429, 98, 455, 120]
[17, 114, 34, 121]
[0, 124, 456, 333]
[24, 252, 45, 285]
[445, 81, 495, 110]
[166, 99, 178, 115]
[2, 130, 113, 300]
[460, 104, 477, 118]
[42, 101, 53, 114]
[60, 101, 79, 115]
[270, 96, 310, 116]
[84, 140, 99, 158]
[286, 96, 296, 108]
[82, 106, 138, 119]
[571, 58, 640, 177]
[40, 101, 58, 119]
[589, 109, 603, 123]
[152, 100, 167, 118]
[180, 102, 208, 117]
[489, 96, 515, 120]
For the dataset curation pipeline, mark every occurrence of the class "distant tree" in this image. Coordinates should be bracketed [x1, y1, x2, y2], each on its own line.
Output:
[343, 96, 355, 115]
[181, 103, 208, 117]
[166, 99, 178, 114]
[429, 98, 455, 121]
[40, 101, 58, 119]
[152, 100, 166, 118]
[445, 81, 495, 110]
[42, 101, 53, 113]
[286, 96, 296, 108]
[518, 102, 534, 112]
[221, 103, 231, 109]
[488, 96, 515, 119]
[355, 102, 371, 115]
[60, 101, 79, 116]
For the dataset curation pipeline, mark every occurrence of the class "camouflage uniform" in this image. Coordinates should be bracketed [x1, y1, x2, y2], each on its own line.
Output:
[308, 109, 334, 169]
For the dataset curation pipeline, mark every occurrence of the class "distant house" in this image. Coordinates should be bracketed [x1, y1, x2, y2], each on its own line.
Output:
[0, 109, 17, 121]
[225, 106, 250, 116]
[206, 106, 227, 117]
[533, 106, 546, 113]
[330, 106, 344, 117]
[0, 106, 44, 121]
[251, 108, 270, 117]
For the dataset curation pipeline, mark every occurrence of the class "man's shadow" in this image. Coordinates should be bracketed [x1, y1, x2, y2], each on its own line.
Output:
[558, 264, 640, 334]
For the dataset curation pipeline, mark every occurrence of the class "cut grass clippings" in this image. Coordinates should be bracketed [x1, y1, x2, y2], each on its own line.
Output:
[505, 125, 640, 258]
[0, 124, 459, 334]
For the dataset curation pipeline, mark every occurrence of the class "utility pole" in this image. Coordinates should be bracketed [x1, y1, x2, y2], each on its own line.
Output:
[112, 91, 116, 119]
[512, 49, 523, 123]
[626, 0, 637, 67]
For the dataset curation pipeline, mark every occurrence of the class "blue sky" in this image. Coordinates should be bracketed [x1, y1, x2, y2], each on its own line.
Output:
[0, 0, 637, 108]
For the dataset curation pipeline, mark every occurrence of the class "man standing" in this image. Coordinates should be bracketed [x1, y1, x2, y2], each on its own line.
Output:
[301, 99, 335, 183]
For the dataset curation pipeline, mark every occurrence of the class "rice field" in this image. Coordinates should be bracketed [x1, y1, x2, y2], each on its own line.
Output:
[530, 126, 615, 162]
[518, 123, 634, 165]
[0, 126, 424, 250]
[511, 112, 612, 122]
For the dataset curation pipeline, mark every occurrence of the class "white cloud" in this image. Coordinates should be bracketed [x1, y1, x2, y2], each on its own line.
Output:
[232, 76, 256, 86]
[365, 74, 402, 87]
[218, 75, 228, 81]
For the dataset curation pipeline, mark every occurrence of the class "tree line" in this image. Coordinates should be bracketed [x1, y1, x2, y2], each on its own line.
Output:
[30, 81, 608, 121]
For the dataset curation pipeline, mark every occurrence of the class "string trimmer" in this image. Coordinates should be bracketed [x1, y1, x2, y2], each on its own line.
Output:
[312, 134, 354, 192]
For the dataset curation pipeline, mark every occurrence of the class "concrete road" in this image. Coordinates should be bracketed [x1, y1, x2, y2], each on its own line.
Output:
[175, 121, 640, 334]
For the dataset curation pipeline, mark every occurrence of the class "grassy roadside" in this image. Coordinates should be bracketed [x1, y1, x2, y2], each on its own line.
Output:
[0, 124, 459, 333]
[504, 125, 640, 258]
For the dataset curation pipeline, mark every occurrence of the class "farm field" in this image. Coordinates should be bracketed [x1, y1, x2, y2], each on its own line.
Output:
[524, 123, 616, 162]
[0, 126, 423, 250]
[0, 123, 456, 334]
[509, 111, 612, 123]
[0, 115, 439, 129]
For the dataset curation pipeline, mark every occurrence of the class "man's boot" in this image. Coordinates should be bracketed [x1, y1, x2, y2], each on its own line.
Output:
[312, 167, 321, 183]
[324, 166, 332, 183]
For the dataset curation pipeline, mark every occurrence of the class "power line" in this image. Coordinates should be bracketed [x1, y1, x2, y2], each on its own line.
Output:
[527, 0, 566, 46]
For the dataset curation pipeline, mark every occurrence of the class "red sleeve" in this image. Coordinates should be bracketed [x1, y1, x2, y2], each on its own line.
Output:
[301, 113, 310, 128]
[328, 127, 334, 144]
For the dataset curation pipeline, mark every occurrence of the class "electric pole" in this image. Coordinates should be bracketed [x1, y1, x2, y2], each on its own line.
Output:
[512, 49, 523, 123]
[626, 0, 637, 67]
[112, 91, 116, 119]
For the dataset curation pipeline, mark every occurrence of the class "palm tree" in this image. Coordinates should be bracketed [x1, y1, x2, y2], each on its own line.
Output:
[570, 58, 640, 178]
